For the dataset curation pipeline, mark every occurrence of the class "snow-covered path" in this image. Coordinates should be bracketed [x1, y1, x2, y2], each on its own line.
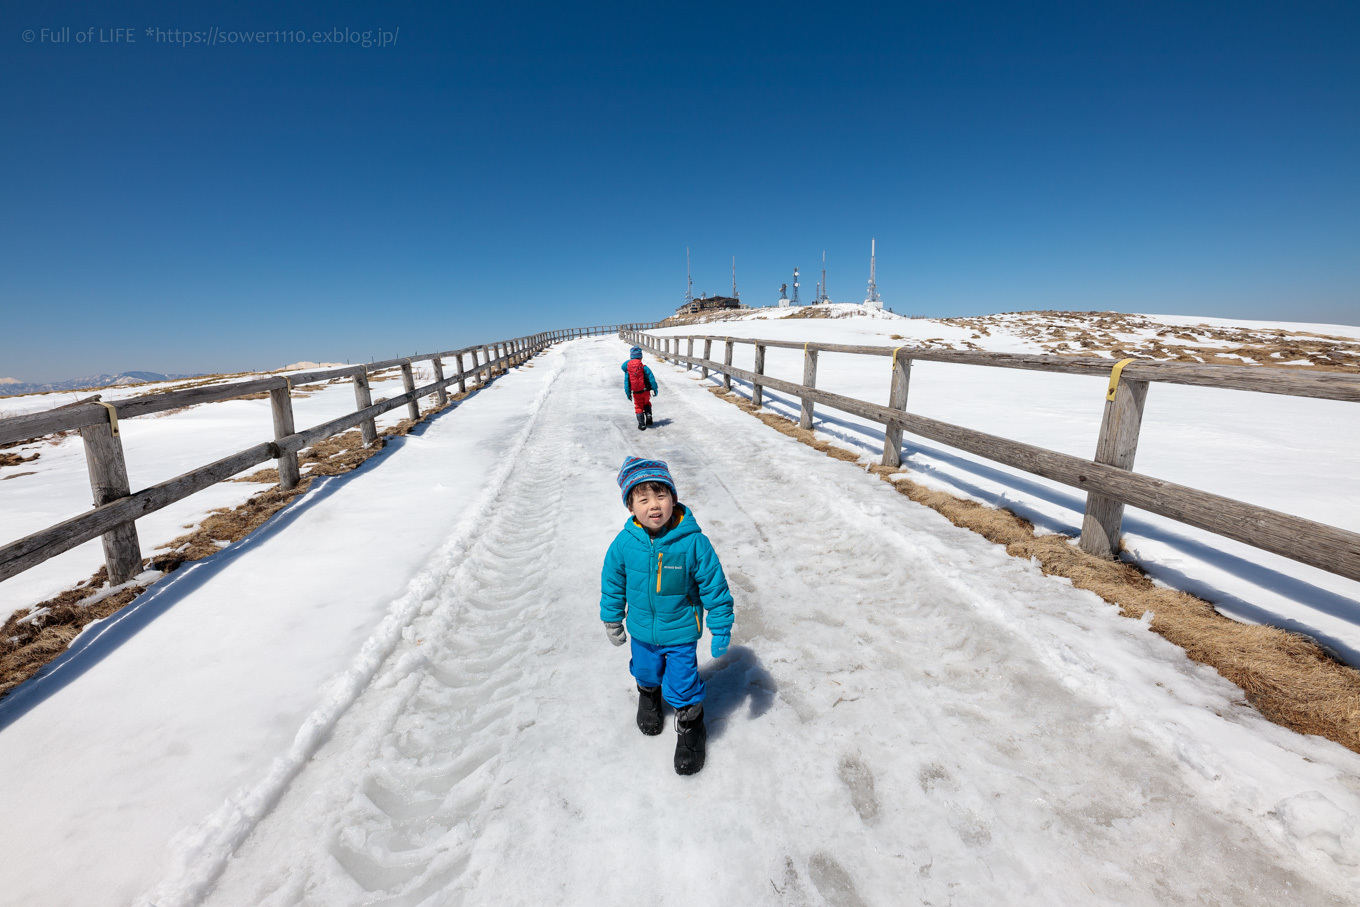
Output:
[4, 338, 1359, 906]
[161, 340, 1357, 905]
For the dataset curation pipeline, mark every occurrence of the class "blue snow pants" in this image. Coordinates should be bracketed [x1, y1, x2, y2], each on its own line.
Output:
[630, 638, 705, 708]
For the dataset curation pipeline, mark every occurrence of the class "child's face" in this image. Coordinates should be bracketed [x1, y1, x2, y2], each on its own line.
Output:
[629, 484, 674, 533]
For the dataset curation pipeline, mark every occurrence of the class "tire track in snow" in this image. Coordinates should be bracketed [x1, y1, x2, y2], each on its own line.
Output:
[139, 353, 567, 907]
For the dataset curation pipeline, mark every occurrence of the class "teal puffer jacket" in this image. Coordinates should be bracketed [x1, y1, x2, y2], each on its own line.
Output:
[599, 504, 735, 646]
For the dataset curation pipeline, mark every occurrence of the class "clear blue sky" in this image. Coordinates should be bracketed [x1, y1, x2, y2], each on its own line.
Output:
[3, 1, 1357, 382]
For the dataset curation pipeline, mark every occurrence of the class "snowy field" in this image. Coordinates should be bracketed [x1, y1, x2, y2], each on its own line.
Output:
[651, 308, 1360, 665]
[1, 336, 1359, 906]
[0, 362, 450, 618]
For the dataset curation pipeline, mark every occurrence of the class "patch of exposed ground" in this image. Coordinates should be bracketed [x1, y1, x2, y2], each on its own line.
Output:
[706, 385, 1360, 755]
[0, 451, 39, 470]
[658, 310, 760, 328]
[943, 311, 1360, 372]
[0, 374, 492, 700]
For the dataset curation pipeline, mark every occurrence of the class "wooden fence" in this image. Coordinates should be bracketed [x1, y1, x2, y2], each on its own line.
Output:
[623, 329, 1360, 585]
[0, 323, 652, 586]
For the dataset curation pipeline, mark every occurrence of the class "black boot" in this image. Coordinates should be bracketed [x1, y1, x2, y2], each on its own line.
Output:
[636, 411, 646, 431]
[644, 404, 653, 426]
[637, 684, 663, 736]
[674, 704, 707, 775]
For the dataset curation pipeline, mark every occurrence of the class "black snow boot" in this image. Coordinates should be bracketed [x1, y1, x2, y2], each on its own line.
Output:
[674, 703, 707, 775]
[644, 404, 653, 426]
[636, 411, 647, 431]
[637, 684, 663, 736]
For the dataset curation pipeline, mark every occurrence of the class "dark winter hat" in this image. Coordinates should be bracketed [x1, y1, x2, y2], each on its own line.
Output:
[618, 456, 676, 505]
[629, 346, 643, 359]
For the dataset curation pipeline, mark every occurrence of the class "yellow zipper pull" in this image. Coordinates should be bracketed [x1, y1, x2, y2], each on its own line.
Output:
[656, 553, 663, 592]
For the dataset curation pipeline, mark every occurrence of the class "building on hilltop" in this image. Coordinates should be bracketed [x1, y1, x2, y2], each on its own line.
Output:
[676, 294, 743, 316]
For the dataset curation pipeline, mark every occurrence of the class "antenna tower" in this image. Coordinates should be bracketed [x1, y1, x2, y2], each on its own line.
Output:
[732, 256, 739, 300]
[817, 250, 829, 304]
[864, 238, 882, 309]
[792, 267, 801, 306]
[686, 247, 693, 308]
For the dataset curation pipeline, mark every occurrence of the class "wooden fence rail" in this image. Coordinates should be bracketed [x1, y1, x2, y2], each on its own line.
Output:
[622, 329, 1360, 586]
[0, 322, 653, 586]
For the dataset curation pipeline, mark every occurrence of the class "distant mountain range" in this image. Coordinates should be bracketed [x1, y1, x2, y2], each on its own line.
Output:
[0, 371, 203, 398]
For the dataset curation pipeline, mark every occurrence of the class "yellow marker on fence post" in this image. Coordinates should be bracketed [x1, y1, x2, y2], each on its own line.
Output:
[1106, 358, 1136, 401]
[1081, 358, 1149, 558]
[94, 401, 120, 437]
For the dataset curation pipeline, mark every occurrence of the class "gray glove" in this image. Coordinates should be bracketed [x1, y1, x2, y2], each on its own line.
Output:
[604, 621, 627, 647]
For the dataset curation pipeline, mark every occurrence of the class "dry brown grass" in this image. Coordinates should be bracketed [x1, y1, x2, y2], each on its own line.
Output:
[0, 451, 40, 469]
[944, 311, 1360, 372]
[657, 310, 758, 328]
[0, 382, 478, 700]
[707, 386, 1360, 754]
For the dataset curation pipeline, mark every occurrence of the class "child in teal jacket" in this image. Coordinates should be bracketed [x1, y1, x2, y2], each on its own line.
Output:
[600, 456, 735, 775]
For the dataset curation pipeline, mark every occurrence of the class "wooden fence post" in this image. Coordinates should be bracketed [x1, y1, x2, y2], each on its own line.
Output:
[687, 338, 694, 371]
[269, 383, 301, 490]
[881, 353, 913, 467]
[454, 352, 468, 395]
[431, 356, 448, 406]
[400, 360, 420, 420]
[79, 411, 142, 584]
[752, 344, 767, 408]
[702, 339, 712, 379]
[800, 346, 819, 429]
[723, 338, 734, 391]
[1079, 377, 1150, 557]
[353, 369, 378, 446]
[479, 346, 490, 384]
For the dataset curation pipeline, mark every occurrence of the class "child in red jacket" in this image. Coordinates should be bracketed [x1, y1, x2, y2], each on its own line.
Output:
[621, 346, 659, 430]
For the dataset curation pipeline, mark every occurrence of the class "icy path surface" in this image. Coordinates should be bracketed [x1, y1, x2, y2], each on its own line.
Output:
[144, 339, 1358, 905]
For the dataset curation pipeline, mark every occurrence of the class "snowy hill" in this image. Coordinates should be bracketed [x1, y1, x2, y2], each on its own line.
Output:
[0, 370, 203, 398]
[1, 322, 1358, 905]
[664, 303, 1360, 368]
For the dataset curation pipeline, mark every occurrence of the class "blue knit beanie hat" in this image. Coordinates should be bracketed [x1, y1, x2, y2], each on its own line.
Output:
[629, 346, 643, 359]
[618, 456, 676, 505]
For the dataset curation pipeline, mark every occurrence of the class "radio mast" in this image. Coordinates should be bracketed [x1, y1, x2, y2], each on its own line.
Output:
[686, 247, 694, 309]
[817, 250, 829, 304]
[792, 267, 801, 306]
[864, 238, 882, 309]
[732, 256, 739, 300]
